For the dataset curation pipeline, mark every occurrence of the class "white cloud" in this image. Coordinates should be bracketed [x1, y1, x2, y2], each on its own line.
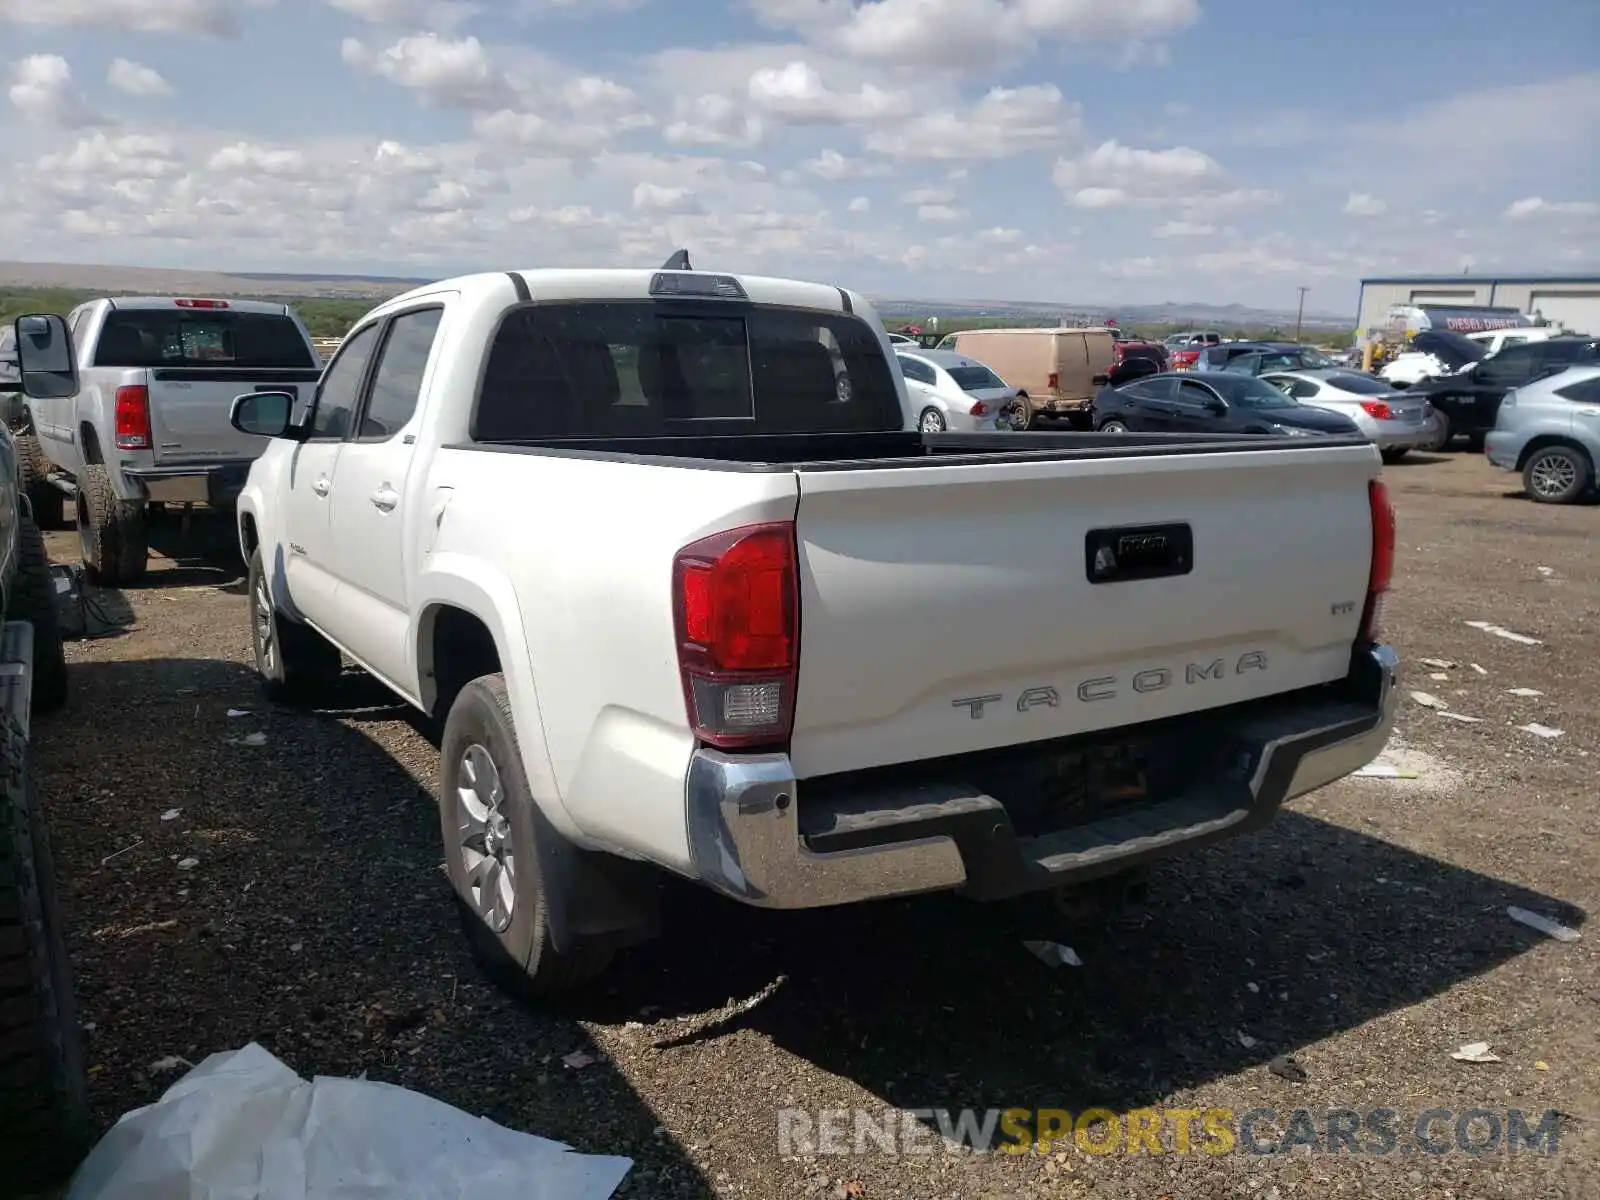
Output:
[847, 195, 870, 213]
[900, 185, 955, 205]
[1152, 219, 1217, 238]
[326, 0, 477, 27]
[633, 182, 703, 215]
[917, 203, 967, 222]
[8, 55, 103, 127]
[1343, 192, 1387, 217]
[663, 94, 764, 148]
[865, 84, 1079, 160]
[107, 58, 173, 97]
[0, 0, 253, 37]
[746, 60, 913, 124]
[804, 149, 889, 180]
[341, 34, 514, 109]
[976, 226, 1020, 243]
[1504, 196, 1600, 220]
[750, 0, 1201, 72]
[1053, 139, 1220, 207]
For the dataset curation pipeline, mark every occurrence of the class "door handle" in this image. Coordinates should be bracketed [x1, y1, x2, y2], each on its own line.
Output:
[370, 484, 399, 512]
[313, 476, 331, 497]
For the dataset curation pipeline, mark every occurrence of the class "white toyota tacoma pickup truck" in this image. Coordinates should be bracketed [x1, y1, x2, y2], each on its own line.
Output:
[213, 258, 1396, 994]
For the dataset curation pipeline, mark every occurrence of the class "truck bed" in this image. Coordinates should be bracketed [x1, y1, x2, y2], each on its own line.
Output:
[447, 428, 1373, 470]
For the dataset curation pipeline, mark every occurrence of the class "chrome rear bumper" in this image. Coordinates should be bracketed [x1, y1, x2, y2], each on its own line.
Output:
[684, 644, 1399, 909]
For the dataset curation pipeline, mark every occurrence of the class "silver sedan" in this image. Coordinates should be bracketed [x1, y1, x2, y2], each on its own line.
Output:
[1261, 369, 1445, 462]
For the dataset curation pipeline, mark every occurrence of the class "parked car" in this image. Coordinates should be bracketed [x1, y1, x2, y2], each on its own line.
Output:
[1410, 334, 1600, 451]
[1259, 369, 1443, 462]
[1484, 365, 1600, 504]
[1198, 342, 1339, 375]
[1110, 333, 1169, 374]
[886, 332, 917, 346]
[148, 257, 1401, 996]
[1092, 371, 1362, 437]
[1379, 328, 1484, 389]
[1165, 331, 1223, 372]
[17, 296, 323, 582]
[0, 317, 85, 1194]
[1466, 327, 1557, 357]
[896, 350, 1017, 432]
[939, 326, 1116, 429]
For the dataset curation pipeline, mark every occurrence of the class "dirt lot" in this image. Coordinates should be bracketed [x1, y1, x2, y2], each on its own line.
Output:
[30, 449, 1599, 1199]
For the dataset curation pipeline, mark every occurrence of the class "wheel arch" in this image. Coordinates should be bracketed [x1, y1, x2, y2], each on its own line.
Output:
[1515, 434, 1593, 473]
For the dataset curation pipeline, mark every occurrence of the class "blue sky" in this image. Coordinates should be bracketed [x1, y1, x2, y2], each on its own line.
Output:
[2, 0, 1597, 315]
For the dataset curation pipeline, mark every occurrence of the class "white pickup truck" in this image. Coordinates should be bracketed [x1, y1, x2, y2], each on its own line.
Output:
[179, 259, 1394, 994]
[14, 296, 323, 584]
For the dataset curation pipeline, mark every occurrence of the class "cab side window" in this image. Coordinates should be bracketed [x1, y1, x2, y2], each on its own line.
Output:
[357, 308, 443, 441]
[309, 323, 380, 441]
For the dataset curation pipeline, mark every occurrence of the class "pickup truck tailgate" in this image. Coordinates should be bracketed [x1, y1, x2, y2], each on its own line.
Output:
[146, 368, 322, 464]
[788, 443, 1379, 779]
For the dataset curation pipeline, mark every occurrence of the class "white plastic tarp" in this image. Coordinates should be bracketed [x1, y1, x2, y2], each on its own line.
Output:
[64, 1043, 633, 1200]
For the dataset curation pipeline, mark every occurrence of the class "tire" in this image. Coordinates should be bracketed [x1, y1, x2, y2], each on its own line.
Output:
[1380, 448, 1408, 464]
[247, 547, 341, 704]
[1522, 445, 1593, 506]
[1003, 394, 1034, 431]
[917, 407, 946, 433]
[1422, 412, 1453, 452]
[75, 463, 147, 585]
[440, 674, 614, 996]
[0, 715, 92, 1192]
[1099, 419, 1128, 433]
[11, 517, 68, 715]
[15, 435, 64, 530]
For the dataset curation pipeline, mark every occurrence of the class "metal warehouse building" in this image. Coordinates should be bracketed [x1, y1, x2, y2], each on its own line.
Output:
[1356, 274, 1600, 338]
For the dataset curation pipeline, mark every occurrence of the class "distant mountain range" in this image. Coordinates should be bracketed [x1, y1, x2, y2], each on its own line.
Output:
[0, 260, 1352, 329]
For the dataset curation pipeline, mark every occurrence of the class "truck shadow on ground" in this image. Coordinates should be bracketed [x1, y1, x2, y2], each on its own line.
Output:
[33, 657, 703, 1198]
[583, 814, 1584, 1122]
[138, 507, 248, 591]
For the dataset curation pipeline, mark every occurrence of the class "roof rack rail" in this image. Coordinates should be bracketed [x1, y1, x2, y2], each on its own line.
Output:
[660, 249, 692, 271]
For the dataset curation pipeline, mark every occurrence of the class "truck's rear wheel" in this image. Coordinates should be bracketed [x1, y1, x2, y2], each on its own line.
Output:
[0, 716, 92, 1191]
[75, 463, 148, 585]
[247, 548, 342, 704]
[12, 516, 68, 715]
[440, 674, 614, 996]
[1003, 394, 1034, 431]
[16, 435, 64, 530]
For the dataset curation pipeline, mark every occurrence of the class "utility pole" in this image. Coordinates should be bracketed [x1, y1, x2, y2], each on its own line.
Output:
[1294, 286, 1310, 342]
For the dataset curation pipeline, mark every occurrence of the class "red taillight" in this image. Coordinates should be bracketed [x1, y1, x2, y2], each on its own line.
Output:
[1360, 400, 1392, 421]
[1361, 479, 1395, 644]
[672, 522, 799, 750]
[1047, 372, 1059, 391]
[969, 401, 988, 416]
[174, 298, 229, 309]
[114, 385, 152, 450]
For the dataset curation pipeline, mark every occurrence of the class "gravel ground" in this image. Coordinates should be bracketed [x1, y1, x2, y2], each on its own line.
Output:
[29, 449, 1599, 1200]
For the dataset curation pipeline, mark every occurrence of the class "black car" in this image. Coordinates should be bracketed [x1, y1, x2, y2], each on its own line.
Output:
[1091, 371, 1362, 437]
[1194, 341, 1338, 375]
[1408, 332, 1600, 449]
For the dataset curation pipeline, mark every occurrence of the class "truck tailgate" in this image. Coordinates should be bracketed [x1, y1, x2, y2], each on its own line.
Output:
[788, 442, 1379, 779]
[147, 368, 322, 465]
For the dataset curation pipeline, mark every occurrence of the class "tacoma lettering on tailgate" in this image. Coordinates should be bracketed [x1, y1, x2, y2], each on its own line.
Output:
[951, 651, 1268, 718]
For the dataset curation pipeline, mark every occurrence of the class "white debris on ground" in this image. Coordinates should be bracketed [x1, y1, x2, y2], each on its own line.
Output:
[1464, 620, 1542, 645]
[1450, 1042, 1503, 1064]
[1507, 688, 1544, 698]
[1022, 940, 1083, 968]
[1410, 691, 1448, 710]
[1517, 723, 1564, 739]
[1347, 735, 1465, 796]
[1507, 906, 1582, 943]
[63, 1043, 633, 1200]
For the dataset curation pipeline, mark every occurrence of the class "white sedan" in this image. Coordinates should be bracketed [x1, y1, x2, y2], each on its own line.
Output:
[1261, 368, 1445, 462]
[896, 350, 1020, 432]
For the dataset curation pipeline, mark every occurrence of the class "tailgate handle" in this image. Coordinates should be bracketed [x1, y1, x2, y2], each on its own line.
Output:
[1086, 523, 1193, 584]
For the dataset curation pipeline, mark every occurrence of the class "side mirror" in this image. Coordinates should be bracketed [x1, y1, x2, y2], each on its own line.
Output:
[230, 390, 301, 439]
[12, 314, 77, 400]
[1204, 397, 1228, 413]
